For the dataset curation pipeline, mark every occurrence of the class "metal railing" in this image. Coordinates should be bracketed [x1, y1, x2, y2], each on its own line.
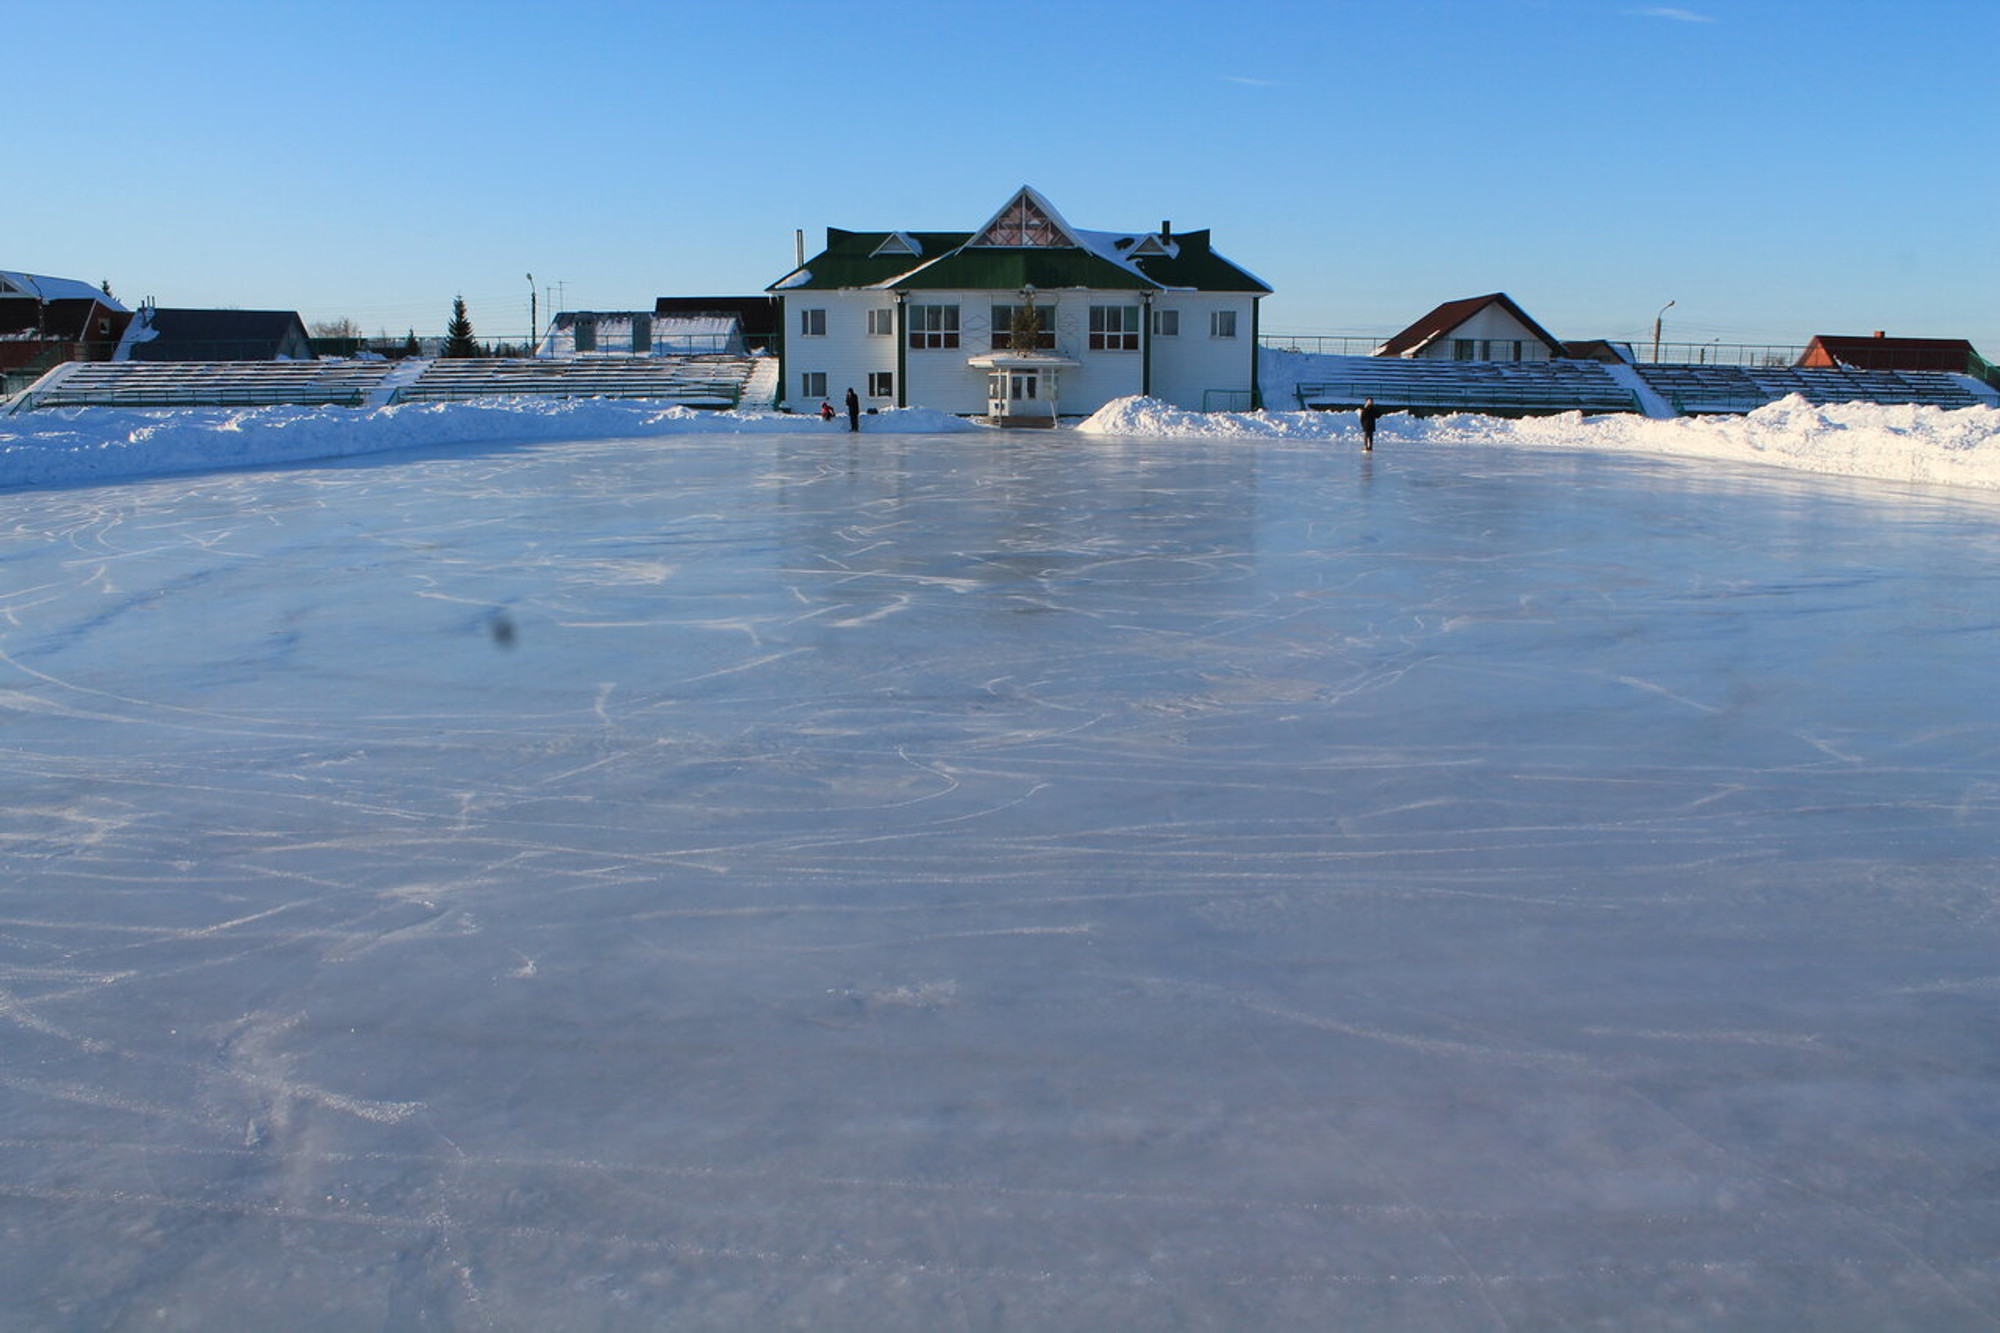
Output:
[1261, 333, 1814, 368]
[1635, 341, 1806, 367]
[1261, 334, 1385, 356]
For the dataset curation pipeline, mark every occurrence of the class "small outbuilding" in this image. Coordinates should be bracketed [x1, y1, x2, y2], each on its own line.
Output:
[1376, 293, 1564, 362]
[116, 307, 314, 362]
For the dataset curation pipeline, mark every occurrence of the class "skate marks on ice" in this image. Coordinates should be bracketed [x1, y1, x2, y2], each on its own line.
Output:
[4, 434, 2000, 1325]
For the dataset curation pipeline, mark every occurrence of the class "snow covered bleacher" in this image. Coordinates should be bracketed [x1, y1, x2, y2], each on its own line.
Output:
[1635, 364, 1993, 415]
[1293, 356, 1640, 417]
[6, 354, 764, 414]
[394, 355, 756, 407]
[13, 359, 397, 411]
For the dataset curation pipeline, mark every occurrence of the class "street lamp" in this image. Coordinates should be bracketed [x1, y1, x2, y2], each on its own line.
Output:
[527, 273, 536, 357]
[1652, 299, 1675, 363]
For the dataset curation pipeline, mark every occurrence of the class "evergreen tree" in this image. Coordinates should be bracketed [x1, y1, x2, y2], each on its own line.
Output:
[402, 329, 421, 359]
[444, 296, 479, 358]
[1009, 294, 1044, 354]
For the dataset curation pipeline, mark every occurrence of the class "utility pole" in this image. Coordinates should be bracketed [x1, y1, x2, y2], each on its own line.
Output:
[1652, 299, 1675, 364]
[527, 273, 536, 356]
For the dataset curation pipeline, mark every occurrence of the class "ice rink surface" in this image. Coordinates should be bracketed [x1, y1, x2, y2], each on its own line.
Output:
[3, 427, 1999, 1329]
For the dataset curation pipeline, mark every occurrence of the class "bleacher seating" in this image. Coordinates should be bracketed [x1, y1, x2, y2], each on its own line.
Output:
[392, 355, 754, 408]
[1293, 356, 1639, 417]
[7, 354, 760, 414]
[1634, 364, 1991, 414]
[14, 359, 397, 411]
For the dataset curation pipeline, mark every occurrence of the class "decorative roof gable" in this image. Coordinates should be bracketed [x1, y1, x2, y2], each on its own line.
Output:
[969, 187, 1079, 249]
[871, 232, 922, 258]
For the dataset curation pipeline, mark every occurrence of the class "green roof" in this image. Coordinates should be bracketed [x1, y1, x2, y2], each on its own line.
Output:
[768, 229, 968, 292]
[1128, 230, 1270, 295]
[896, 247, 1153, 291]
[770, 222, 1269, 296]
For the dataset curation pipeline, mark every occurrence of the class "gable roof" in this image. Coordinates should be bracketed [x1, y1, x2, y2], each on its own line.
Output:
[1376, 293, 1563, 358]
[119, 308, 311, 361]
[768, 187, 1269, 295]
[1, 271, 129, 312]
[1800, 334, 1980, 374]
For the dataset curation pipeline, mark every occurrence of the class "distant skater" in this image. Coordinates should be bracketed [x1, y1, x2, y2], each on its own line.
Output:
[818, 399, 835, 421]
[1358, 397, 1382, 452]
[845, 387, 860, 433]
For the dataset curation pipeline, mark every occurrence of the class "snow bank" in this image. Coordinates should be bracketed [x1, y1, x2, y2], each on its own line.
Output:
[1078, 395, 2000, 491]
[0, 398, 982, 491]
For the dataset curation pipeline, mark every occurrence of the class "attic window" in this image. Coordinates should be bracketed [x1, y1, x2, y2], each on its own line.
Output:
[974, 193, 1069, 248]
[1129, 235, 1169, 256]
[871, 233, 920, 257]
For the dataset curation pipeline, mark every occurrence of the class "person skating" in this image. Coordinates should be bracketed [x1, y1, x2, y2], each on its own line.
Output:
[845, 387, 860, 433]
[1359, 397, 1382, 452]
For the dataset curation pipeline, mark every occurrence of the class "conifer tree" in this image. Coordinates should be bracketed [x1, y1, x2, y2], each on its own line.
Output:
[1009, 294, 1043, 353]
[444, 296, 479, 358]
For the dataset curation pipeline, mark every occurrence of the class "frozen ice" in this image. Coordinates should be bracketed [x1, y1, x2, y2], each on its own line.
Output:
[3, 425, 1999, 1329]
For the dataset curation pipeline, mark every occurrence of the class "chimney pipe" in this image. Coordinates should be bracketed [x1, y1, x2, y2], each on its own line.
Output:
[1873, 330, 1885, 338]
[795, 229, 805, 269]
[1161, 219, 1172, 242]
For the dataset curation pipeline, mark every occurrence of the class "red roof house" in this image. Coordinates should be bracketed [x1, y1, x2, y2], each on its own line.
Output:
[1798, 333, 1982, 375]
[1375, 292, 1565, 362]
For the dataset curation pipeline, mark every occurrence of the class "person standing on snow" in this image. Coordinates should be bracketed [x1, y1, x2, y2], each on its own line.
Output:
[845, 387, 860, 433]
[1359, 397, 1383, 452]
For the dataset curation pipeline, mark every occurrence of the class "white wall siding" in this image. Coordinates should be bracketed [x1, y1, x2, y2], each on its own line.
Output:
[780, 291, 896, 409]
[1145, 293, 1260, 409]
[1413, 305, 1552, 361]
[784, 287, 1261, 416]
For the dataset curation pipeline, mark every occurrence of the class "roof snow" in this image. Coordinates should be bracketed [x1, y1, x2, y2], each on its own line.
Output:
[1, 271, 128, 312]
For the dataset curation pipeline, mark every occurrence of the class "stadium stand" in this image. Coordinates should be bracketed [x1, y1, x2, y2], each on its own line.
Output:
[1635, 364, 1993, 415]
[7, 355, 762, 414]
[1292, 355, 1639, 416]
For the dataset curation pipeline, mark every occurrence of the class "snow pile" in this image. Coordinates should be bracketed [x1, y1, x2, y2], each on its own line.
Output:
[0, 398, 981, 490]
[1078, 395, 2000, 490]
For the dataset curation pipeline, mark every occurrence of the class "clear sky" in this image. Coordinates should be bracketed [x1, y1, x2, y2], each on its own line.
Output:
[14, 0, 1997, 353]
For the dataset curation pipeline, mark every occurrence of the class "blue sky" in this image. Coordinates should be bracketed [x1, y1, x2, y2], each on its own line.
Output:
[15, 0, 1997, 353]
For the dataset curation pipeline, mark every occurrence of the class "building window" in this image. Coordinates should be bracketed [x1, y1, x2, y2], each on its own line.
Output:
[1452, 338, 1475, 360]
[1210, 310, 1238, 338]
[866, 308, 894, 336]
[869, 371, 893, 398]
[908, 304, 960, 349]
[989, 304, 1056, 350]
[631, 316, 652, 354]
[575, 317, 597, 353]
[1153, 309, 1179, 337]
[801, 371, 826, 398]
[800, 308, 826, 337]
[1089, 305, 1140, 351]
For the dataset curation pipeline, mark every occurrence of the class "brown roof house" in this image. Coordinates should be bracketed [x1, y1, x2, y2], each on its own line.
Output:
[1, 272, 132, 384]
[1798, 333, 1983, 376]
[1376, 292, 1565, 362]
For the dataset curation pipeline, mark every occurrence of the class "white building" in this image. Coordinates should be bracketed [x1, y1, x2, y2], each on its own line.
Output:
[535, 312, 745, 358]
[767, 187, 1270, 422]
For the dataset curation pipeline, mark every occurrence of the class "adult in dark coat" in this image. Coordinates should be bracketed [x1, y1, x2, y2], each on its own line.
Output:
[845, 387, 860, 433]
[1359, 397, 1382, 452]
